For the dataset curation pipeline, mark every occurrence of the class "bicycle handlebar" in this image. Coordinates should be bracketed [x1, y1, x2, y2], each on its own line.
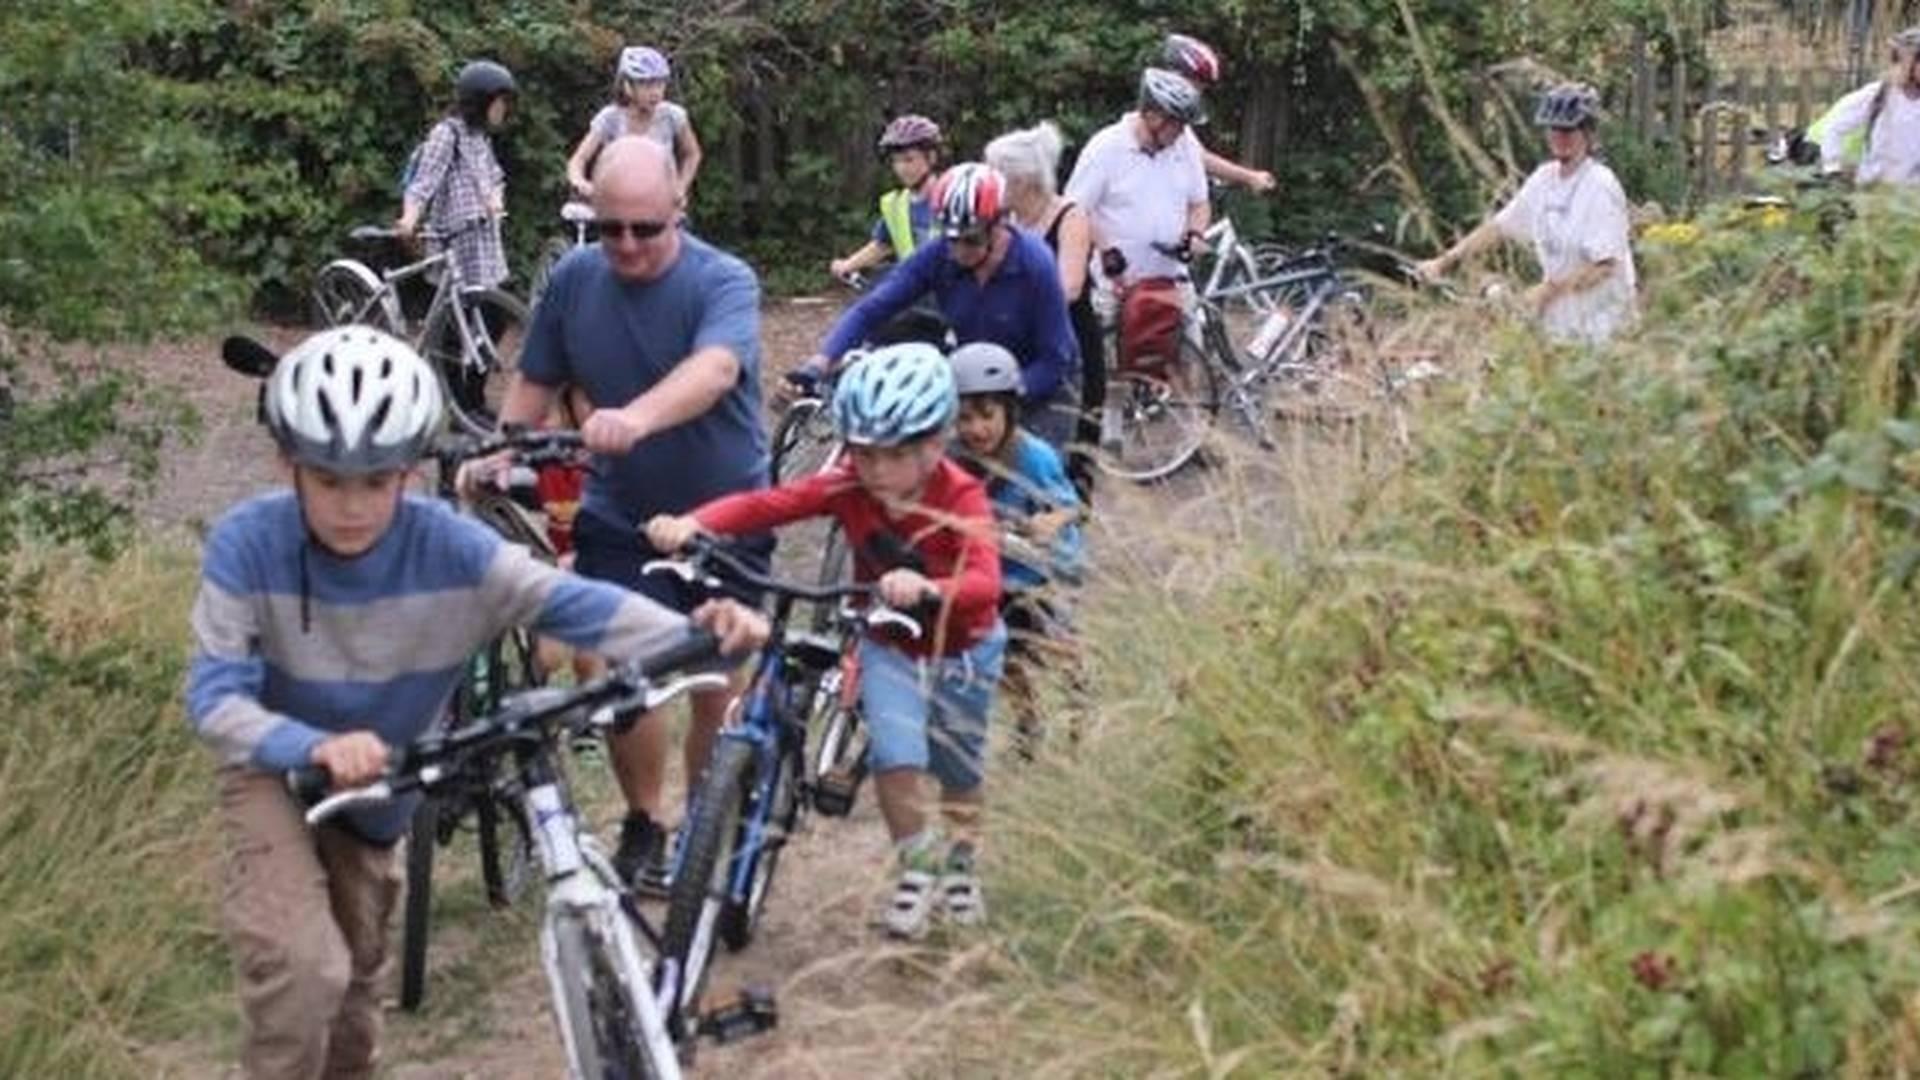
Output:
[645, 535, 928, 638]
[434, 427, 588, 470]
[291, 628, 725, 821]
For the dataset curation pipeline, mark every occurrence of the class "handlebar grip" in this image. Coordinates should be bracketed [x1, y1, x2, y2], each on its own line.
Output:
[286, 765, 332, 804]
[638, 628, 721, 679]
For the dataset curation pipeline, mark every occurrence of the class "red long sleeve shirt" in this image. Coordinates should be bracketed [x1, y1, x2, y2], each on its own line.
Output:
[691, 458, 1002, 658]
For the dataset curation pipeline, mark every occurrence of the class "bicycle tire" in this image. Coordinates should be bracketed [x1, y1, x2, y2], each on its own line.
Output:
[424, 286, 531, 436]
[528, 237, 575, 312]
[398, 796, 439, 1012]
[312, 259, 402, 332]
[475, 631, 540, 908]
[768, 397, 837, 484]
[548, 912, 671, 1080]
[808, 656, 867, 816]
[661, 738, 756, 1026]
[807, 523, 852, 633]
[1096, 331, 1221, 483]
[719, 739, 802, 951]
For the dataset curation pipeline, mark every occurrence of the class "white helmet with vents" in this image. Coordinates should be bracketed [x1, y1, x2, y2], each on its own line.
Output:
[264, 325, 444, 473]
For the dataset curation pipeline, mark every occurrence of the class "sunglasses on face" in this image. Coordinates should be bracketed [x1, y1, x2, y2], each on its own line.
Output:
[948, 230, 992, 249]
[590, 218, 673, 242]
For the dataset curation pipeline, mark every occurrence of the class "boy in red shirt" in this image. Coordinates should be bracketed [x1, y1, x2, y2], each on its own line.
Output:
[648, 343, 1005, 938]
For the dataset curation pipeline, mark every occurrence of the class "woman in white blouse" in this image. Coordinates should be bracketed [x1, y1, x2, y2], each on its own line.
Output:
[1417, 83, 1637, 345]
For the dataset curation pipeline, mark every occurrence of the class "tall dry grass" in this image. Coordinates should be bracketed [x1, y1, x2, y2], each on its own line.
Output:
[0, 542, 231, 1077]
[972, 192, 1920, 1075]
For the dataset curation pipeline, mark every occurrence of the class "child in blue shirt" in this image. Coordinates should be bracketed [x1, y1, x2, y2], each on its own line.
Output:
[185, 327, 766, 1077]
[948, 342, 1085, 757]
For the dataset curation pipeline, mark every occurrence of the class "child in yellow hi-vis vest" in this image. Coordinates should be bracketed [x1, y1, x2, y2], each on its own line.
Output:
[830, 114, 946, 282]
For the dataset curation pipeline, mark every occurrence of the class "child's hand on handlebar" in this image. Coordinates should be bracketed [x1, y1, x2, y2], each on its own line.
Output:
[689, 599, 770, 655]
[644, 514, 704, 555]
[877, 568, 940, 610]
[310, 731, 391, 788]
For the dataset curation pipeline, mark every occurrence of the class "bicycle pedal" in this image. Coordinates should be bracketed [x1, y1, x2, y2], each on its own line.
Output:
[698, 984, 778, 1044]
[812, 768, 858, 817]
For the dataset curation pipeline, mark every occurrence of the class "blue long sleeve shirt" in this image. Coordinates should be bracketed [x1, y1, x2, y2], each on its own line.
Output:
[185, 492, 689, 842]
[976, 431, 1086, 592]
[821, 227, 1081, 405]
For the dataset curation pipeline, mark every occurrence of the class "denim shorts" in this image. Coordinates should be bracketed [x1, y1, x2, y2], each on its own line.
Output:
[858, 619, 1008, 792]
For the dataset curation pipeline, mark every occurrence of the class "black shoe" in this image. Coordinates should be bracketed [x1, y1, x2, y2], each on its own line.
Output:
[612, 812, 666, 891]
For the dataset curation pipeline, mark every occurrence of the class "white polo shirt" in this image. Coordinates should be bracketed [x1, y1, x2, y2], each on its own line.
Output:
[1065, 112, 1209, 283]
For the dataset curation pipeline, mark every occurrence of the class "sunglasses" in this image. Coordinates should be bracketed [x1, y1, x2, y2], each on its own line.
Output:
[948, 230, 992, 249]
[590, 218, 673, 242]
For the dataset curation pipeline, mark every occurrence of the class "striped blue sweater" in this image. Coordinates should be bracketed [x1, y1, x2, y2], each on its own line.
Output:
[186, 492, 686, 842]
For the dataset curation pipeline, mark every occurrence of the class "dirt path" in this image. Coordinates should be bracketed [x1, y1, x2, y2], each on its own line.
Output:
[128, 296, 1335, 1078]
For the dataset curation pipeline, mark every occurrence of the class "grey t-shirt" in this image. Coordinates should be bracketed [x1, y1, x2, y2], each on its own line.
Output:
[590, 102, 689, 160]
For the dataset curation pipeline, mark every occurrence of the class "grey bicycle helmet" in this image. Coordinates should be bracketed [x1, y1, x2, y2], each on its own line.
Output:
[456, 59, 516, 124]
[1534, 82, 1601, 129]
[265, 326, 445, 473]
[950, 342, 1023, 397]
[1139, 67, 1207, 126]
[831, 343, 958, 446]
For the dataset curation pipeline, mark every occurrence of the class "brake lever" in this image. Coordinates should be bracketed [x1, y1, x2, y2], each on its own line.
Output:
[304, 781, 397, 826]
[865, 606, 925, 640]
[642, 557, 718, 588]
[587, 672, 730, 733]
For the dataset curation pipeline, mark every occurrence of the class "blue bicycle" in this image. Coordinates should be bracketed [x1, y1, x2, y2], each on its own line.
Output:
[642, 537, 920, 1030]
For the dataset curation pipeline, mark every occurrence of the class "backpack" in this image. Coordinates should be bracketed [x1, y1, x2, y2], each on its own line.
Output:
[397, 118, 462, 206]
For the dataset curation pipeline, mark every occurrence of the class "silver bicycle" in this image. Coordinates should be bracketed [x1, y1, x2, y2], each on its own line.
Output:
[311, 219, 528, 437]
[298, 633, 776, 1079]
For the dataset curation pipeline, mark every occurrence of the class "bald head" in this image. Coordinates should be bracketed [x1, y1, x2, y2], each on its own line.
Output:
[592, 136, 679, 203]
[591, 136, 684, 281]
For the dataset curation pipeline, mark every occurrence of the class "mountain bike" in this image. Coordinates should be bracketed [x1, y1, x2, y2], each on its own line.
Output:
[393, 426, 593, 1011]
[310, 219, 528, 436]
[296, 631, 776, 1078]
[643, 537, 921, 1026]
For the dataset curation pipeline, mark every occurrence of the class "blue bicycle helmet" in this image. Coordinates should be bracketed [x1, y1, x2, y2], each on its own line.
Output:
[831, 343, 957, 446]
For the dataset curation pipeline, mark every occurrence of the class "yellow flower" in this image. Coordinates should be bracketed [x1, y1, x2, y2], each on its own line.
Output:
[1642, 222, 1703, 246]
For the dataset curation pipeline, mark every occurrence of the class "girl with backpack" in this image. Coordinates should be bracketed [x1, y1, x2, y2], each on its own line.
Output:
[396, 59, 515, 289]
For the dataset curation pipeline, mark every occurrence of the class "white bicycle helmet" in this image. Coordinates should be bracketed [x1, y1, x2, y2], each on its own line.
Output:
[1139, 67, 1207, 126]
[618, 46, 670, 82]
[265, 325, 445, 473]
[1534, 82, 1602, 129]
[949, 341, 1023, 397]
[831, 343, 958, 446]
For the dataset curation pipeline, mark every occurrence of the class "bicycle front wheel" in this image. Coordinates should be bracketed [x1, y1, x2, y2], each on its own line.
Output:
[662, 738, 756, 1030]
[1097, 333, 1221, 483]
[425, 286, 531, 436]
[768, 397, 838, 484]
[312, 259, 402, 332]
[547, 913, 675, 1080]
[807, 658, 867, 817]
[398, 796, 439, 1012]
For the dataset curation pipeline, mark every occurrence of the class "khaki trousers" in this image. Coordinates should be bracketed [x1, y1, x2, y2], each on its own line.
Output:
[216, 767, 401, 1080]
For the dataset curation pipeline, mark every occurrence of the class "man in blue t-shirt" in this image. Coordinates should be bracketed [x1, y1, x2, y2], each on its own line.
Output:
[476, 135, 768, 888]
[789, 162, 1082, 451]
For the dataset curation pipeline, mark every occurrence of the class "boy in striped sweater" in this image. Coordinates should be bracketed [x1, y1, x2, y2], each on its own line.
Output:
[185, 327, 765, 1078]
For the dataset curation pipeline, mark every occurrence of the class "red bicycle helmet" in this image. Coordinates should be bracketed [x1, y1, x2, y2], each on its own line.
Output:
[929, 163, 1007, 238]
[1161, 34, 1222, 86]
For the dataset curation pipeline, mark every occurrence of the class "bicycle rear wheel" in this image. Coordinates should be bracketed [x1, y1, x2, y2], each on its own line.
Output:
[547, 912, 674, 1080]
[662, 739, 755, 1033]
[426, 286, 530, 436]
[808, 656, 867, 817]
[1096, 333, 1221, 483]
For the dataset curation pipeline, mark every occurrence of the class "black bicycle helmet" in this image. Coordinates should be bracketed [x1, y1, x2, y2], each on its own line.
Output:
[1533, 82, 1601, 130]
[456, 60, 517, 125]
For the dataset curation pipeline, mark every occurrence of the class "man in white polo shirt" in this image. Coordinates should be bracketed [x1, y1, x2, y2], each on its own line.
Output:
[1065, 67, 1212, 309]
